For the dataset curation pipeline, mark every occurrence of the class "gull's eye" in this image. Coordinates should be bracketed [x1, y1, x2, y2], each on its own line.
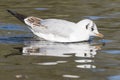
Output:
[91, 24, 94, 31]
[91, 27, 94, 31]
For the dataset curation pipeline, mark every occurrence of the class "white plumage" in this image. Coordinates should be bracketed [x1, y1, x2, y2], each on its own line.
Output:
[24, 17, 103, 42]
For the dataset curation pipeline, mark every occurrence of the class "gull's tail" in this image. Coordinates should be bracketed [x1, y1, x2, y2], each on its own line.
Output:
[7, 9, 27, 23]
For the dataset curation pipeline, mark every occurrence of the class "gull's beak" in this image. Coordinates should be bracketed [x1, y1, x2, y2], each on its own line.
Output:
[95, 33, 104, 38]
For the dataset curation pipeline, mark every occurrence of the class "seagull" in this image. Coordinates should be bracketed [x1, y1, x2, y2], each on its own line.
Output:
[7, 10, 104, 42]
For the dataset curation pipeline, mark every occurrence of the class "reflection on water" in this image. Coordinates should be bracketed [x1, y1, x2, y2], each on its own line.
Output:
[22, 40, 103, 69]
[63, 74, 80, 78]
[23, 41, 102, 57]
[34, 61, 67, 66]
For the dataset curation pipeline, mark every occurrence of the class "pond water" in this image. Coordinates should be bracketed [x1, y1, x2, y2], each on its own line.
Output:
[0, 0, 120, 80]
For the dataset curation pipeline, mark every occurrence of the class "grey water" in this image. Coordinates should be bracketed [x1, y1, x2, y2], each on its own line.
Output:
[0, 0, 120, 80]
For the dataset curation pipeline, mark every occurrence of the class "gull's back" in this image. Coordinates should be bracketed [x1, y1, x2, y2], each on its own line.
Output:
[33, 19, 77, 37]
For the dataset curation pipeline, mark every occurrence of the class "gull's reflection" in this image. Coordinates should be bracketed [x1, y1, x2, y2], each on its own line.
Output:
[23, 40, 103, 69]
[23, 40, 102, 58]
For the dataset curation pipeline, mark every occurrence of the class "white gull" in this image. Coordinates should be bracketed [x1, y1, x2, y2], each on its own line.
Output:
[7, 10, 104, 42]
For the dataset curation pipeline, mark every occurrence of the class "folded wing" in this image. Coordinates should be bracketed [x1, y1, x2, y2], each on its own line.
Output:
[32, 19, 77, 38]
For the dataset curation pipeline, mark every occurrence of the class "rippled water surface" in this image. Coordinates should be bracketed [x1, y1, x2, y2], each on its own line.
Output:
[0, 0, 120, 80]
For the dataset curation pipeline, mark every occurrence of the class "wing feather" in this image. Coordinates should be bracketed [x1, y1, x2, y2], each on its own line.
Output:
[35, 19, 76, 37]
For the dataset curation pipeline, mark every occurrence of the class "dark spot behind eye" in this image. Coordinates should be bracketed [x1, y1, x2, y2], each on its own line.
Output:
[86, 23, 89, 29]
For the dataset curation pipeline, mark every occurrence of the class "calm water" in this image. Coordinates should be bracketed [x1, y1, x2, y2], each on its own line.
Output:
[0, 0, 120, 80]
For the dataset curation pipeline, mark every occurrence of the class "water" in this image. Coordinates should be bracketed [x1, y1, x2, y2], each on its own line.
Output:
[0, 0, 120, 80]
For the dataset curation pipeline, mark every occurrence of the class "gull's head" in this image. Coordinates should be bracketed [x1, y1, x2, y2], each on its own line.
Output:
[77, 19, 104, 38]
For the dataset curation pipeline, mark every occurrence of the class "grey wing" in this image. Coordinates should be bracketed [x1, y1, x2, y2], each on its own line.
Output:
[37, 19, 76, 37]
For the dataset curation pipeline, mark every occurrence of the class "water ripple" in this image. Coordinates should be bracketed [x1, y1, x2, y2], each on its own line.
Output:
[0, 24, 29, 32]
[103, 50, 120, 54]
[108, 75, 120, 80]
[34, 8, 49, 11]
[84, 16, 109, 20]
[0, 36, 33, 44]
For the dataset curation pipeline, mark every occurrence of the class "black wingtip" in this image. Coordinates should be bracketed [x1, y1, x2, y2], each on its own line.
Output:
[7, 9, 27, 23]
